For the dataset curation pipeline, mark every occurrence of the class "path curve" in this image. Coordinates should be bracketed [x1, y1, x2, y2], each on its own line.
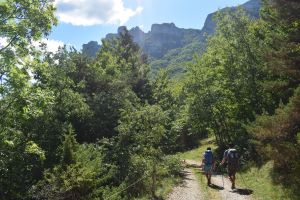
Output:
[167, 168, 203, 200]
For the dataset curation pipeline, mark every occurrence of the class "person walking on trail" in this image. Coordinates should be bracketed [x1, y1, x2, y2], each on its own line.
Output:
[221, 143, 239, 189]
[202, 147, 215, 185]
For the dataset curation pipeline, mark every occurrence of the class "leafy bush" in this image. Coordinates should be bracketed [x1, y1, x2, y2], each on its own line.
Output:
[163, 155, 183, 176]
[30, 143, 119, 200]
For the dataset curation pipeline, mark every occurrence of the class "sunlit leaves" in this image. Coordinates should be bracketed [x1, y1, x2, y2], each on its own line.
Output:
[185, 8, 273, 145]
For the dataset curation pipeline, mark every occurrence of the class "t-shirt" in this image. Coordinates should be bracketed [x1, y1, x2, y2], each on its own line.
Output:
[223, 148, 239, 166]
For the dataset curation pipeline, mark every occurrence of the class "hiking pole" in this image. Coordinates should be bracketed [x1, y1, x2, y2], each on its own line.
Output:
[221, 172, 224, 188]
[220, 165, 225, 188]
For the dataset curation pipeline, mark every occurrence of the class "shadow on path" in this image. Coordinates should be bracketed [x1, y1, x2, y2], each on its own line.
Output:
[231, 188, 253, 195]
[178, 169, 197, 187]
[186, 164, 201, 168]
[208, 183, 224, 190]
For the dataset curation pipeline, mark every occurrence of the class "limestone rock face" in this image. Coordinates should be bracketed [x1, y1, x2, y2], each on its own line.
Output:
[202, 0, 261, 36]
[82, 41, 101, 58]
[82, 0, 261, 73]
[143, 23, 184, 59]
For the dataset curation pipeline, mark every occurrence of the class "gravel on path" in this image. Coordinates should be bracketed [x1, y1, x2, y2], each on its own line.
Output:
[211, 173, 251, 200]
[166, 168, 203, 200]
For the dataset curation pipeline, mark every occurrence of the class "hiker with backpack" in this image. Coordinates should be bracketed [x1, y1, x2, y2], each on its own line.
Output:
[220, 143, 239, 189]
[202, 147, 215, 185]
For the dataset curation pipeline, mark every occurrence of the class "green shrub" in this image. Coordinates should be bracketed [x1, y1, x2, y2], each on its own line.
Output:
[30, 144, 118, 200]
[163, 155, 183, 176]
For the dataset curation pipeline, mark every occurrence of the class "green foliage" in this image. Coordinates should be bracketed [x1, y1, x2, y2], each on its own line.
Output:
[31, 143, 113, 200]
[185, 8, 275, 146]
[237, 161, 297, 200]
[2, 0, 299, 198]
[25, 141, 46, 161]
[163, 155, 183, 176]
[0, 0, 57, 55]
[249, 87, 300, 195]
[117, 103, 167, 159]
[181, 4, 300, 197]
[248, 0, 300, 197]
[99, 28, 151, 101]
[0, 0, 57, 198]
[61, 125, 78, 167]
[0, 129, 45, 199]
[150, 40, 205, 77]
[151, 69, 197, 151]
[115, 103, 181, 198]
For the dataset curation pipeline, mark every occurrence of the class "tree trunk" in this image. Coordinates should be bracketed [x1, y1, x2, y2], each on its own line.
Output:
[151, 163, 157, 199]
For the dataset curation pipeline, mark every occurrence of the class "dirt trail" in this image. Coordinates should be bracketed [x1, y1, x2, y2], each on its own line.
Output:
[167, 160, 252, 200]
[211, 173, 251, 200]
[167, 168, 203, 200]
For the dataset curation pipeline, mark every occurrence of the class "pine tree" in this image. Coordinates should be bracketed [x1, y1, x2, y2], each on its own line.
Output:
[61, 124, 78, 167]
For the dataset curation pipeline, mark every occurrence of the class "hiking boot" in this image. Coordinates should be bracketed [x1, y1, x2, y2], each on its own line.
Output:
[208, 179, 211, 185]
[231, 184, 235, 190]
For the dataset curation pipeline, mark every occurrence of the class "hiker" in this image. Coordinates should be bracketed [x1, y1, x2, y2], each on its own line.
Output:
[220, 143, 239, 189]
[202, 147, 215, 185]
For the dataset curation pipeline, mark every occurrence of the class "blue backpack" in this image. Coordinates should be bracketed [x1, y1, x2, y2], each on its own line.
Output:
[204, 150, 213, 164]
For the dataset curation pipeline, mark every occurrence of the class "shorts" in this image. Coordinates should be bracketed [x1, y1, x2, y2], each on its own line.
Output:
[204, 164, 212, 173]
[227, 164, 237, 176]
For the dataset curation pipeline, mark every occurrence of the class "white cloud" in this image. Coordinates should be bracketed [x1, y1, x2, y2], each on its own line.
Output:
[33, 39, 64, 53]
[54, 0, 143, 26]
[0, 37, 8, 49]
[1, 37, 64, 53]
[42, 39, 64, 52]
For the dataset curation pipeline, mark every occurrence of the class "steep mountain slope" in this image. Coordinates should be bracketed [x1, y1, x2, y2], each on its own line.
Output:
[82, 0, 261, 75]
[103, 23, 204, 60]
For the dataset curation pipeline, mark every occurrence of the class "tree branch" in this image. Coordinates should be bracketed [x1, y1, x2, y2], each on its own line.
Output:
[0, 35, 18, 53]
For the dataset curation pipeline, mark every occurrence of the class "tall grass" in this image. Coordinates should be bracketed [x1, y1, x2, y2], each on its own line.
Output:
[237, 161, 296, 200]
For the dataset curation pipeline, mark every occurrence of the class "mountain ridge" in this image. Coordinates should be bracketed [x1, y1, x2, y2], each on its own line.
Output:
[82, 0, 261, 75]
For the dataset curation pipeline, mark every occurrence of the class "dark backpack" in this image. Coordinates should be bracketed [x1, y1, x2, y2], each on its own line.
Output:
[204, 150, 213, 164]
[227, 149, 239, 166]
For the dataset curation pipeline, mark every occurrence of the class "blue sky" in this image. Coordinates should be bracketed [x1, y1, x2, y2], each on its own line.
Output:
[49, 0, 249, 50]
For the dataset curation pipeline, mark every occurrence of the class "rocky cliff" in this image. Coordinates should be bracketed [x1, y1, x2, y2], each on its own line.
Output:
[82, 0, 261, 74]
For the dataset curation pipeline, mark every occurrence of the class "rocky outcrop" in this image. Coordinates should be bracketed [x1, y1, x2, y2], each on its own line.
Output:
[82, 0, 261, 72]
[142, 23, 185, 58]
[82, 41, 101, 58]
[201, 0, 261, 35]
[129, 26, 146, 46]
